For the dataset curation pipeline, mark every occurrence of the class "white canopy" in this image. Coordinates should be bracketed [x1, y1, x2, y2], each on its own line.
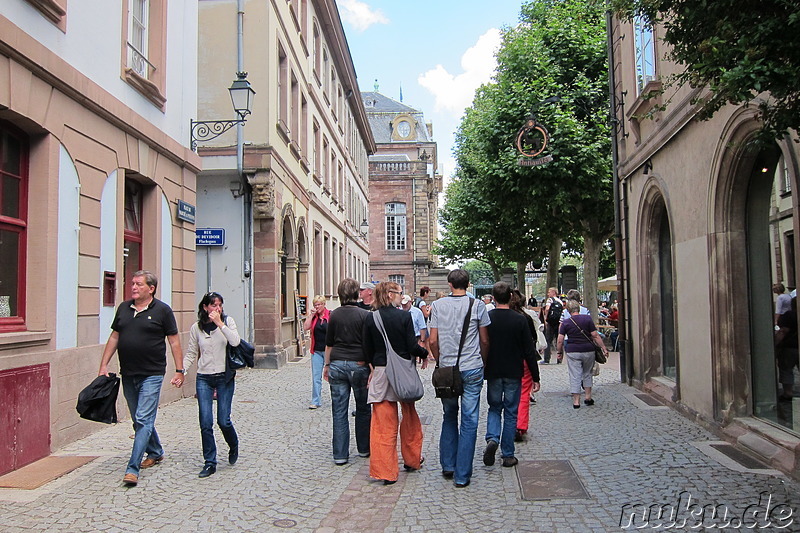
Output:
[597, 275, 619, 291]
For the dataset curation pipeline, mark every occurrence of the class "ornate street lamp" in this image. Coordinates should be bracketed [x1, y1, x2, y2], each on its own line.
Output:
[190, 72, 256, 150]
[359, 219, 369, 238]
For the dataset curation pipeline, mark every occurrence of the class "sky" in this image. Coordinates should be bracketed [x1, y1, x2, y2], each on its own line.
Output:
[339, 0, 526, 182]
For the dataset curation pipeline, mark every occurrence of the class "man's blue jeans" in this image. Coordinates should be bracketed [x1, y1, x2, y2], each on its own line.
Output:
[328, 360, 370, 462]
[196, 373, 239, 467]
[485, 377, 521, 458]
[311, 351, 325, 407]
[121, 374, 164, 475]
[439, 367, 484, 485]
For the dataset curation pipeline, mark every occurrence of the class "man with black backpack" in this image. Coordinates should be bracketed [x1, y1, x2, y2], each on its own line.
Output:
[542, 287, 563, 364]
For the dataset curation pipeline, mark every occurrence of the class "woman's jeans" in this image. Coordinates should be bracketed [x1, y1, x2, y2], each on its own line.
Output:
[196, 373, 238, 467]
[439, 367, 484, 485]
[311, 350, 325, 406]
[328, 360, 371, 462]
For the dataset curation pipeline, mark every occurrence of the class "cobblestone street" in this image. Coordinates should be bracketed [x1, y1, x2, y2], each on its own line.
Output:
[2, 355, 799, 532]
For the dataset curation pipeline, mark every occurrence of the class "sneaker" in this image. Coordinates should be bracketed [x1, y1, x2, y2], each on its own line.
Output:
[334, 459, 348, 466]
[198, 465, 216, 478]
[483, 440, 498, 466]
[308, 404, 320, 409]
[502, 457, 519, 467]
[454, 480, 470, 488]
[358, 451, 370, 458]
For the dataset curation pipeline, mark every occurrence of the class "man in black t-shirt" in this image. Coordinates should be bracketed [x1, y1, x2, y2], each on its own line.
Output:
[482, 282, 540, 468]
[98, 270, 184, 487]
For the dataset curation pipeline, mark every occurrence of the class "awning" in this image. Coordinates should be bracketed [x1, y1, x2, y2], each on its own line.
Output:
[597, 275, 619, 291]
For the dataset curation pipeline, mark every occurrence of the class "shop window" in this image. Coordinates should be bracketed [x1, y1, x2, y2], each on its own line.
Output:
[0, 124, 28, 331]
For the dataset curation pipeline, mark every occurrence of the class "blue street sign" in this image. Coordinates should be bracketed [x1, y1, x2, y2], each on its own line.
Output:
[177, 200, 196, 224]
[196, 228, 225, 246]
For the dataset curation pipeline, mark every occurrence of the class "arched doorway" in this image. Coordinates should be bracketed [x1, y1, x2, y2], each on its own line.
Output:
[746, 146, 799, 432]
[636, 183, 678, 387]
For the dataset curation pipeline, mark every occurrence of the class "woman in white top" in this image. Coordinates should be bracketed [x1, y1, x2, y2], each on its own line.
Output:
[184, 292, 241, 478]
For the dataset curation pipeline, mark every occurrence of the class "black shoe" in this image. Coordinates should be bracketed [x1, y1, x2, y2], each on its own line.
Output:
[403, 456, 424, 472]
[514, 430, 525, 442]
[502, 457, 519, 467]
[229, 446, 239, 465]
[383, 479, 397, 485]
[198, 465, 216, 478]
[442, 470, 454, 479]
[573, 403, 580, 409]
[584, 399, 595, 406]
[454, 480, 470, 488]
[483, 440, 498, 466]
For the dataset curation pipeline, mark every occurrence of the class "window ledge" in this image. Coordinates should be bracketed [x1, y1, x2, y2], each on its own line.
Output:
[276, 120, 291, 143]
[124, 68, 166, 110]
[628, 80, 663, 120]
[26, 0, 66, 24]
[0, 331, 52, 350]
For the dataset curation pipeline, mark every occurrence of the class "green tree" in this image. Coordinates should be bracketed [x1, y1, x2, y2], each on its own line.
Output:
[440, 0, 613, 317]
[608, 0, 800, 141]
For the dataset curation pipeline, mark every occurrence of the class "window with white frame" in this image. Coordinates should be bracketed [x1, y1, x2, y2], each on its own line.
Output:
[389, 275, 405, 290]
[128, 0, 150, 79]
[385, 202, 407, 250]
[633, 16, 656, 94]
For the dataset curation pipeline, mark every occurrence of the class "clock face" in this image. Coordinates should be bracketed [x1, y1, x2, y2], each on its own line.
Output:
[397, 120, 411, 138]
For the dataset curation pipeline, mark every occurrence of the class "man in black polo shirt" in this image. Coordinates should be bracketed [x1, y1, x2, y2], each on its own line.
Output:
[98, 270, 184, 486]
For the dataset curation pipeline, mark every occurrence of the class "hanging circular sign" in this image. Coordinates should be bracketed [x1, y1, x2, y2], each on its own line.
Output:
[516, 119, 549, 158]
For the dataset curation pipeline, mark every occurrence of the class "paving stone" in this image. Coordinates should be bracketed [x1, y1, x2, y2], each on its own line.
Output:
[1, 356, 799, 531]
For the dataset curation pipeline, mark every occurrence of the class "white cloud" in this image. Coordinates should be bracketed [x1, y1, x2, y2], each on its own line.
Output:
[417, 28, 502, 116]
[338, 0, 389, 32]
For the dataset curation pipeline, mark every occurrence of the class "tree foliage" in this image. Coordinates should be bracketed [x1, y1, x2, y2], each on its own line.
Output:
[608, 0, 800, 140]
[438, 0, 613, 298]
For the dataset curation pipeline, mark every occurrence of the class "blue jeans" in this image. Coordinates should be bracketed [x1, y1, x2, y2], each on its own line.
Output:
[328, 360, 371, 462]
[121, 374, 165, 475]
[485, 377, 521, 458]
[311, 351, 324, 406]
[196, 373, 238, 467]
[439, 367, 484, 485]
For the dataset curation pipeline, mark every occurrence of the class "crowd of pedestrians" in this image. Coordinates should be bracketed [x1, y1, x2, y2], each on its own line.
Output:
[96, 268, 605, 490]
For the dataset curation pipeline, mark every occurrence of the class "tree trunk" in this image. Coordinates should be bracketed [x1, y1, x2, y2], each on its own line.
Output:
[582, 234, 603, 322]
[516, 262, 526, 291]
[546, 239, 562, 291]
[489, 261, 501, 283]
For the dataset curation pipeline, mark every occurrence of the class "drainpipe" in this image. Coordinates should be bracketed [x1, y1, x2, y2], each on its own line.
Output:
[606, 10, 632, 383]
[237, 0, 254, 342]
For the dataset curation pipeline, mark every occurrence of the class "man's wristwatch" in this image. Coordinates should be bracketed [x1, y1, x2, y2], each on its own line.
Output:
[176, 369, 186, 374]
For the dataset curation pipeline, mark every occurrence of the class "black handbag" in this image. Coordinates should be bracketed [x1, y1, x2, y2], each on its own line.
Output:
[227, 339, 255, 369]
[432, 298, 474, 398]
[76, 373, 121, 424]
[568, 316, 607, 364]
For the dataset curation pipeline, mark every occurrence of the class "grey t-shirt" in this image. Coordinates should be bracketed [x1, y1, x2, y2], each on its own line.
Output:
[429, 295, 490, 371]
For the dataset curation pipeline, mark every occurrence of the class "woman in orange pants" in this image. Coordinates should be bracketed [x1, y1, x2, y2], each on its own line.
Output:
[362, 282, 429, 484]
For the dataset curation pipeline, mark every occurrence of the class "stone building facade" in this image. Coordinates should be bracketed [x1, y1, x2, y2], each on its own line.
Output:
[196, 0, 374, 367]
[611, 15, 800, 476]
[0, 0, 200, 474]
[361, 91, 443, 298]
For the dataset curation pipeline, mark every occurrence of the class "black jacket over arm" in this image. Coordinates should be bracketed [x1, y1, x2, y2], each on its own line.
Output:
[363, 306, 428, 367]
